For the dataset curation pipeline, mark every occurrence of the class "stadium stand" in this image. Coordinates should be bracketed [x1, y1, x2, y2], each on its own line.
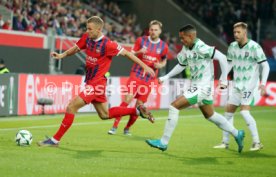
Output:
[0, 0, 180, 53]
[1, 0, 274, 43]
[174, 0, 275, 44]
[0, 0, 274, 73]
[0, 0, 134, 42]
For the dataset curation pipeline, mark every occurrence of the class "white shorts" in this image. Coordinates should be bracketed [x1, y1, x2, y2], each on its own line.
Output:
[183, 86, 213, 105]
[228, 87, 254, 106]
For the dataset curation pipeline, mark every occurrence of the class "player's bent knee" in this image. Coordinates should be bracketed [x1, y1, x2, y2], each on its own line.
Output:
[66, 103, 76, 114]
[98, 113, 109, 120]
[170, 103, 181, 110]
[169, 105, 179, 112]
[204, 111, 215, 119]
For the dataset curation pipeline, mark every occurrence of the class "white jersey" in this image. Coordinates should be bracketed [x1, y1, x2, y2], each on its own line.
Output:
[177, 38, 215, 88]
[227, 39, 266, 91]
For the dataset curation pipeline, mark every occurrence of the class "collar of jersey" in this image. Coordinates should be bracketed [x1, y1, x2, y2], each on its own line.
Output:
[93, 35, 104, 42]
[186, 38, 199, 50]
[148, 36, 160, 44]
[238, 39, 250, 49]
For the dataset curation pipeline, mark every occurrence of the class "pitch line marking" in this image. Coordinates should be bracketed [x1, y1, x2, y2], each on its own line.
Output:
[0, 109, 274, 131]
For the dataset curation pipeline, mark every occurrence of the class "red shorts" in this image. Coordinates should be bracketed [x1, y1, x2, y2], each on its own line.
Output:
[79, 79, 107, 104]
[126, 77, 153, 102]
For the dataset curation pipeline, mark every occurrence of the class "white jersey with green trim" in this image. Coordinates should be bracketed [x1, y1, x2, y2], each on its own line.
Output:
[227, 39, 266, 91]
[177, 38, 215, 88]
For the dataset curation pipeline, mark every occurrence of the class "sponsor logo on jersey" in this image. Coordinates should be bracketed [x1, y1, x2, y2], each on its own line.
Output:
[143, 54, 157, 61]
[245, 52, 249, 57]
[87, 56, 98, 65]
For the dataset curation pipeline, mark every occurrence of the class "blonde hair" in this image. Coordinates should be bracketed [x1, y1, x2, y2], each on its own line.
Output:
[233, 22, 248, 29]
[149, 20, 163, 29]
[87, 16, 104, 28]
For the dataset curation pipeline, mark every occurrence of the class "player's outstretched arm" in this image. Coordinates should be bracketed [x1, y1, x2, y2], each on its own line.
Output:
[213, 49, 228, 88]
[159, 63, 185, 83]
[51, 45, 80, 60]
[120, 49, 155, 77]
[259, 61, 270, 96]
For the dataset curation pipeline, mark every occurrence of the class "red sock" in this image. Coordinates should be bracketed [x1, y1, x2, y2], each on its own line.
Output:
[125, 115, 139, 129]
[109, 106, 136, 119]
[53, 113, 75, 141]
[113, 102, 129, 128]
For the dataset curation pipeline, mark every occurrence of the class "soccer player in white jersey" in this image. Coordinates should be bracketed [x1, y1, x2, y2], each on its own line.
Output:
[145, 24, 245, 153]
[213, 22, 270, 151]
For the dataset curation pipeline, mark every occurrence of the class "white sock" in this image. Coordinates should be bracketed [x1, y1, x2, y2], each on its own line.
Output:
[160, 105, 180, 145]
[222, 112, 234, 144]
[240, 110, 260, 143]
[208, 112, 238, 137]
[51, 137, 59, 144]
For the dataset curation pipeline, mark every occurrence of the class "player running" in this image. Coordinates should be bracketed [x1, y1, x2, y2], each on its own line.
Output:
[213, 22, 270, 151]
[145, 24, 245, 153]
[107, 20, 168, 136]
[37, 16, 155, 147]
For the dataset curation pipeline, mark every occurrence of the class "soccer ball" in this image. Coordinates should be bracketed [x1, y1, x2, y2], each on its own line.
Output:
[15, 130, 33, 146]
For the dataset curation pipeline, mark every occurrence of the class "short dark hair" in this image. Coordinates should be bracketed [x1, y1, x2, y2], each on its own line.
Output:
[179, 24, 196, 33]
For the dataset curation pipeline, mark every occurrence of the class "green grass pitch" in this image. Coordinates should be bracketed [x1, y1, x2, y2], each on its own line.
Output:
[0, 106, 275, 177]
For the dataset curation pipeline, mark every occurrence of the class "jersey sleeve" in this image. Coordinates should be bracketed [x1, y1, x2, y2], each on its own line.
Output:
[226, 45, 233, 62]
[254, 44, 267, 63]
[177, 49, 187, 66]
[132, 37, 142, 52]
[76, 33, 88, 50]
[106, 41, 124, 57]
[161, 43, 169, 60]
[198, 44, 215, 59]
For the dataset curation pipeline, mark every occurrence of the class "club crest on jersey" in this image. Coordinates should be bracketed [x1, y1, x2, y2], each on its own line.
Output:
[96, 47, 101, 53]
[245, 52, 249, 57]
[193, 52, 197, 58]
[183, 53, 187, 58]
[156, 48, 161, 54]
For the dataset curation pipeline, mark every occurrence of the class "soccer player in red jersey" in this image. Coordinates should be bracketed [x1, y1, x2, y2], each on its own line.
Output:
[108, 20, 168, 136]
[37, 16, 155, 147]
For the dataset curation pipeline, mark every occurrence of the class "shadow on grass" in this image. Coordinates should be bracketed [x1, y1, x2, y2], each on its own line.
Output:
[58, 147, 127, 159]
[118, 134, 152, 141]
[160, 149, 276, 165]
[160, 153, 234, 165]
[227, 148, 276, 158]
[58, 147, 103, 159]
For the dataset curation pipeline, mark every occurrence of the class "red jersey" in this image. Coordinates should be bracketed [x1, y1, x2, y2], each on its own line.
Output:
[131, 36, 168, 82]
[76, 33, 123, 84]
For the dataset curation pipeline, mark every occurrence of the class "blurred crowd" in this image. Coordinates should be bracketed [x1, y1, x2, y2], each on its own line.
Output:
[175, 0, 275, 44]
[0, 0, 138, 43]
[2, 0, 272, 52]
[0, 0, 180, 53]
